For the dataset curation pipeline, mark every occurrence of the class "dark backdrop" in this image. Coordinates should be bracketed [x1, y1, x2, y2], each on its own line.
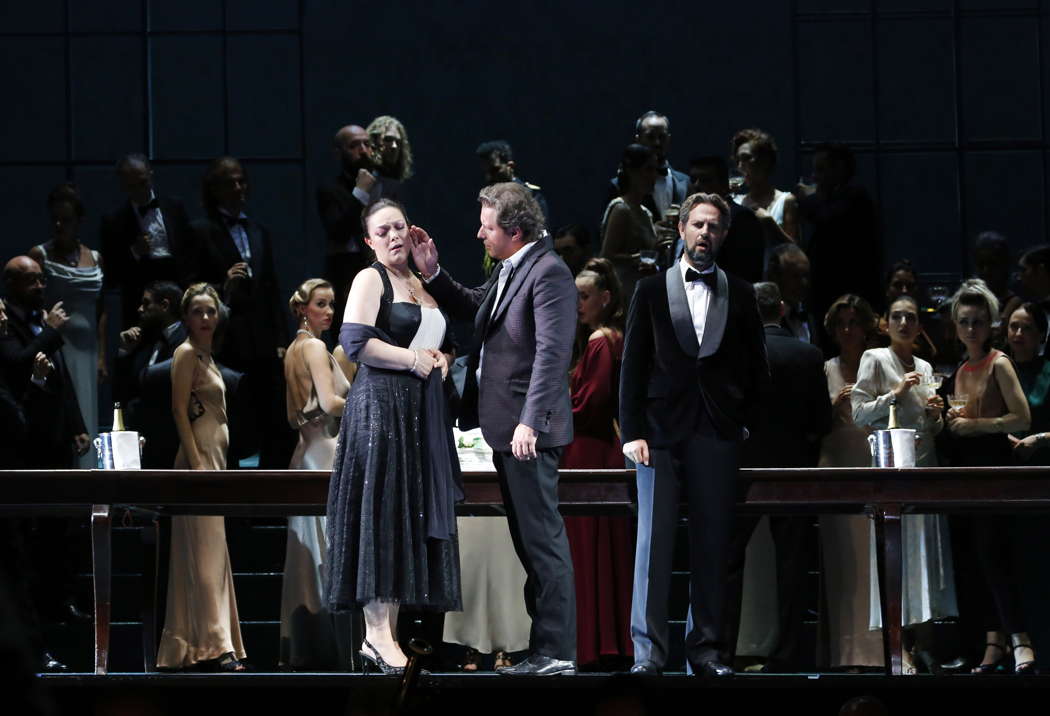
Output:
[2, 0, 1048, 308]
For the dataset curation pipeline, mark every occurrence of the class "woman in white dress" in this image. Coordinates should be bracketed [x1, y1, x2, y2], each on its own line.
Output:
[818, 294, 883, 669]
[279, 278, 351, 669]
[851, 294, 958, 673]
[29, 183, 105, 467]
[729, 128, 798, 256]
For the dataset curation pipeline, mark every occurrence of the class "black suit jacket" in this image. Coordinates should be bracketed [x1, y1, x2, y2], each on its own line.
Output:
[100, 195, 194, 325]
[0, 307, 86, 467]
[620, 264, 770, 446]
[187, 213, 287, 371]
[317, 174, 369, 255]
[742, 325, 831, 468]
[427, 238, 577, 451]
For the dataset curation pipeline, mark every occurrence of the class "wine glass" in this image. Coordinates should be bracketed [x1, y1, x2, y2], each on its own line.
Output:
[948, 393, 968, 415]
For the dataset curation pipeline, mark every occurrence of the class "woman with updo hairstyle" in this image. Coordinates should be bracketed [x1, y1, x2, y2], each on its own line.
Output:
[852, 292, 959, 673]
[157, 283, 247, 671]
[600, 143, 659, 298]
[558, 257, 633, 668]
[1004, 302, 1050, 463]
[28, 182, 106, 467]
[326, 198, 461, 674]
[943, 279, 1036, 674]
[817, 294, 886, 669]
[729, 127, 798, 248]
[278, 278, 352, 669]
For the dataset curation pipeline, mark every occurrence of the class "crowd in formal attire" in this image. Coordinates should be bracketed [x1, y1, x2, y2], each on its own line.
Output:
[3, 107, 1050, 679]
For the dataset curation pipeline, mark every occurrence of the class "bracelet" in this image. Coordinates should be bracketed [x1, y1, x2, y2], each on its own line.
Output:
[409, 350, 420, 375]
[420, 264, 440, 283]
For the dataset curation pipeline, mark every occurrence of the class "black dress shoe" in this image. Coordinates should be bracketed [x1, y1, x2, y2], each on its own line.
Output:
[497, 654, 575, 676]
[41, 651, 69, 672]
[696, 660, 734, 678]
[629, 662, 662, 675]
[60, 597, 93, 624]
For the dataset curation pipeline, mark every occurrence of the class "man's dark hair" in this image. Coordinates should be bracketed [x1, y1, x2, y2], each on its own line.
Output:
[554, 223, 591, 248]
[754, 282, 784, 324]
[635, 110, 670, 133]
[116, 153, 150, 173]
[689, 155, 729, 186]
[975, 230, 1009, 255]
[476, 140, 513, 163]
[765, 243, 807, 283]
[146, 281, 183, 317]
[201, 156, 247, 216]
[812, 142, 856, 182]
[1022, 244, 1050, 271]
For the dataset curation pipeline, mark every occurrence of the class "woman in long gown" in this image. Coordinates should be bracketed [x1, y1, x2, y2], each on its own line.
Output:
[943, 280, 1037, 674]
[599, 143, 659, 300]
[852, 294, 958, 673]
[279, 279, 351, 669]
[817, 294, 884, 669]
[561, 258, 633, 669]
[326, 199, 461, 674]
[29, 182, 105, 467]
[157, 283, 247, 671]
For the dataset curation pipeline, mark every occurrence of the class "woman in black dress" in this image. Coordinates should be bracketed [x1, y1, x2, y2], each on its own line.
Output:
[326, 199, 461, 674]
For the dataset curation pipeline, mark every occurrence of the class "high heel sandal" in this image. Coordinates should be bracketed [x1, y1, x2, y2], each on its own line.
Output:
[359, 638, 405, 675]
[461, 648, 480, 672]
[199, 652, 249, 673]
[971, 643, 1008, 674]
[1012, 643, 1038, 675]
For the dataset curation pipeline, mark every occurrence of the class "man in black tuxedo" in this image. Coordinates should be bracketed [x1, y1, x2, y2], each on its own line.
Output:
[100, 154, 193, 328]
[412, 182, 578, 676]
[189, 156, 292, 468]
[620, 193, 769, 677]
[723, 282, 831, 672]
[113, 281, 186, 468]
[317, 124, 383, 318]
[606, 111, 690, 219]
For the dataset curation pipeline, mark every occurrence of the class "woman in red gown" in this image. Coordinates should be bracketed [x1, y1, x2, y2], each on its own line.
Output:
[561, 257, 634, 669]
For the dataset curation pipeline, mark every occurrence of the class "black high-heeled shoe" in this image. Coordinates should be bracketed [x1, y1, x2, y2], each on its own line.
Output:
[971, 643, 1008, 674]
[359, 638, 405, 675]
[1012, 643, 1038, 675]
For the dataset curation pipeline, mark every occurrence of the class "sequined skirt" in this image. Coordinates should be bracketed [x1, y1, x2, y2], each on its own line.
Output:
[325, 365, 462, 612]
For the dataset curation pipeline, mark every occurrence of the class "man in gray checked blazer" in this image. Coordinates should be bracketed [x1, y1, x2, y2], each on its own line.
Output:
[411, 182, 578, 676]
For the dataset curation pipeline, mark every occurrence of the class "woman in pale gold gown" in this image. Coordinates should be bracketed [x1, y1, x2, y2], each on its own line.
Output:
[157, 283, 247, 671]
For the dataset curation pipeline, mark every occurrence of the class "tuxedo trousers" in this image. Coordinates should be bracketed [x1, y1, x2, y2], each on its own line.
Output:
[493, 447, 576, 660]
[631, 431, 739, 668]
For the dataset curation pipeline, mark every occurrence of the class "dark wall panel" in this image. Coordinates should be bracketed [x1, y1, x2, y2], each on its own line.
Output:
[963, 151, 1045, 256]
[226, 0, 298, 31]
[70, 0, 142, 33]
[71, 36, 145, 160]
[242, 162, 306, 308]
[960, 16, 1041, 142]
[0, 37, 68, 162]
[227, 34, 301, 158]
[797, 20, 875, 143]
[148, 0, 222, 32]
[151, 35, 224, 159]
[876, 19, 955, 143]
[878, 153, 961, 274]
[879, 0, 952, 10]
[0, 1, 64, 32]
[71, 164, 128, 255]
[0, 166, 71, 254]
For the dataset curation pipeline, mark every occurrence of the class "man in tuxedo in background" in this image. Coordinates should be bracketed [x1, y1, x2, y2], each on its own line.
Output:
[606, 111, 689, 219]
[100, 154, 193, 328]
[723, 281, 830, 672]
[114, 281, 186, 468]
[189, 156, 292, 468]
[318, 124, 382, 318]
[620, 193, 769, 677]
[412, 182, 578, 675]
[767, 243, 818, 344]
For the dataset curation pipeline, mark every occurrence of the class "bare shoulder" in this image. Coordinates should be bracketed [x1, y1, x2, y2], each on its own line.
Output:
[350, 266, 382, 292]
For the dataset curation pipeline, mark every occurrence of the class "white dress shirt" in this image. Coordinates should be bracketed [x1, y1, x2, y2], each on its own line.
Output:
[652, 169, 673, 217]
[130, 191, 172, 260]
[679, 259, 715, 346]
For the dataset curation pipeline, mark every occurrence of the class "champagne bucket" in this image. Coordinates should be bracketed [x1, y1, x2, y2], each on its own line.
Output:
[867, 428, 918, 468]
[94, 431, 145, 470]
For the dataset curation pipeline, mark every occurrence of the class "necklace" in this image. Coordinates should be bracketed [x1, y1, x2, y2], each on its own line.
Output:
[53, 240, 81, 267]
[296, 328, 315, 338]
[386, 266, 420, 304]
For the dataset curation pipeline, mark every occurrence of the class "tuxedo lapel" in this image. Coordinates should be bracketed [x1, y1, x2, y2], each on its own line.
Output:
[697, 267, 729, 358]
[665, 264, 699, 357]
[489, 241, 547, 327]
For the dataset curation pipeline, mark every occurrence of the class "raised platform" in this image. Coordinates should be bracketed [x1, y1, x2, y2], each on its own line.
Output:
[37, 671, 1050, 715]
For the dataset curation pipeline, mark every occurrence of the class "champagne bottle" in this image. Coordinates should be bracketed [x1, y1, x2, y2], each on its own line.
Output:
[112, 402, 126, 432]
[887, 396, 900, 430]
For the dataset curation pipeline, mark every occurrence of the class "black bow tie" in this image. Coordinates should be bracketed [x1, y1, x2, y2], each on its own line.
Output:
[684, 267, 716, 289]
[136, 198, 159, 217]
